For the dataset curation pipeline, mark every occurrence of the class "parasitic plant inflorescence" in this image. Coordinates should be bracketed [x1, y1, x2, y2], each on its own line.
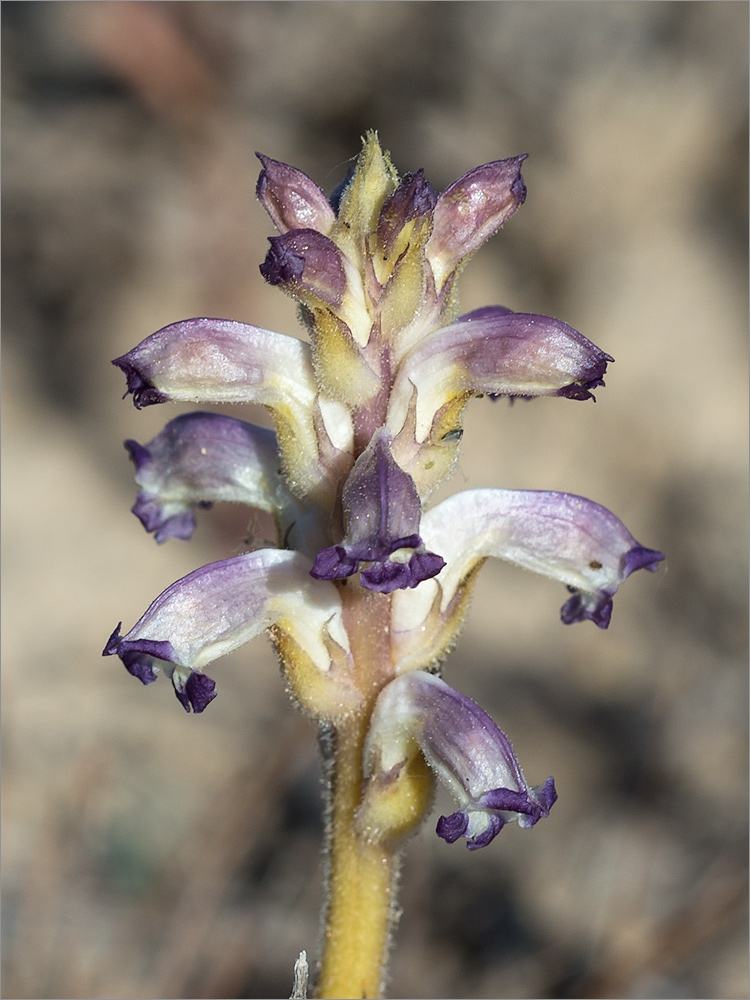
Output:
[105, 133, 663, 999]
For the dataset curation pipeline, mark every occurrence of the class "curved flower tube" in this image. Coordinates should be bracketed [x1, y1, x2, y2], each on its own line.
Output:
[361, 671, 556, 850]
[390, 488, 663, 671]
[389, 306, 611, 443]
[385, 306, 612, 498]
[112, 317, 316, 409]
[125, 412, 282, 543]
[425, 488, 662, 625]
[103, 549, 349, 711]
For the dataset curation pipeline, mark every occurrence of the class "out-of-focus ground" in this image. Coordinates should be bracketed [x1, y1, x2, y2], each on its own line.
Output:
[2, 3, 747, 998]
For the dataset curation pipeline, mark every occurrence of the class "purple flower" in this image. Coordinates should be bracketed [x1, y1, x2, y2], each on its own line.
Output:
[418, 488, 664, 629]
[362, 671, 556, 849]
[260, 229, 347, 309]
[256, 152, 337, 236]
[426, 156, 528, 294]
[311, 429, 445, 593]
[125, 412, 281, 543]
[103, 550, 352, 711]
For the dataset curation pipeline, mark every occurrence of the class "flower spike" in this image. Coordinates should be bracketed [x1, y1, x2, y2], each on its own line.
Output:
[107, 133, 662, 995]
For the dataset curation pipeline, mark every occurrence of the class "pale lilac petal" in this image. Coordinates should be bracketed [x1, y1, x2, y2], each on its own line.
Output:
[256, 153, 336, 235]
[125, 412, 281, 543]
[427, 156, 527, 291]
[112, 318, 317, 409]
[174, 672, 217, 714]
[103, 550, 349, 710]
[363, 671, 556, 849]
[420, 489, 664, 628]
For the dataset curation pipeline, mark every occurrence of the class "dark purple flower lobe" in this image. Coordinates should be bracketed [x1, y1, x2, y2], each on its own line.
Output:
[103, 623, 175, 681]
[174, 672, 217, 714]
[129, 491, 199, 543]
[259, 229, 347, 310]
[124, 412, 280, 544]
[112, 356, 169, 409]
[310, 430, 444, 593]
[103, 622, 216, 712]
[435, 810, 470, 843]
[559, 543, 664, 627]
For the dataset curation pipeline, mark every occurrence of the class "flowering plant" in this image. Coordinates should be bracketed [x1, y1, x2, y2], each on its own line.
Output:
[104, 133, 663, 998]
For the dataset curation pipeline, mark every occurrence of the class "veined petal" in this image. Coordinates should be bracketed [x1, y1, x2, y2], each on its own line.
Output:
[362, 671, 556, 849]
[103, 549, 350, 711]
[112, 318, 315, 408]
[310, 429, 444, 594]
[125, 412, 281, 543]
[112, 318, 353, 505]
[420, 489, 664, 628]
[256, 153, 336, 235]
[389, 306, 612, 446]
[426, 156, 527, 292]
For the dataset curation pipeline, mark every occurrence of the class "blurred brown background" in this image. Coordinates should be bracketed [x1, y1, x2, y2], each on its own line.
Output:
[2, 3, 748, 998]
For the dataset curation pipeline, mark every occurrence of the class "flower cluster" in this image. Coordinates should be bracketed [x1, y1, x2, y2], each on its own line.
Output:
[104, 133, 662, 848]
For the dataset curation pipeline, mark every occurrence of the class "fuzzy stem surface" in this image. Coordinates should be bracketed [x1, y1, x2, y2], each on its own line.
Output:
[316, 711, 399, 1000]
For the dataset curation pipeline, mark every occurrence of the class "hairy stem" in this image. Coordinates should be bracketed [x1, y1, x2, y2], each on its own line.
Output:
[316, 713, 400, 1000]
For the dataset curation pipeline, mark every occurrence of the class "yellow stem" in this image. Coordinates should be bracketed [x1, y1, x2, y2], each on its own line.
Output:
[316, 713, 399, 1000]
